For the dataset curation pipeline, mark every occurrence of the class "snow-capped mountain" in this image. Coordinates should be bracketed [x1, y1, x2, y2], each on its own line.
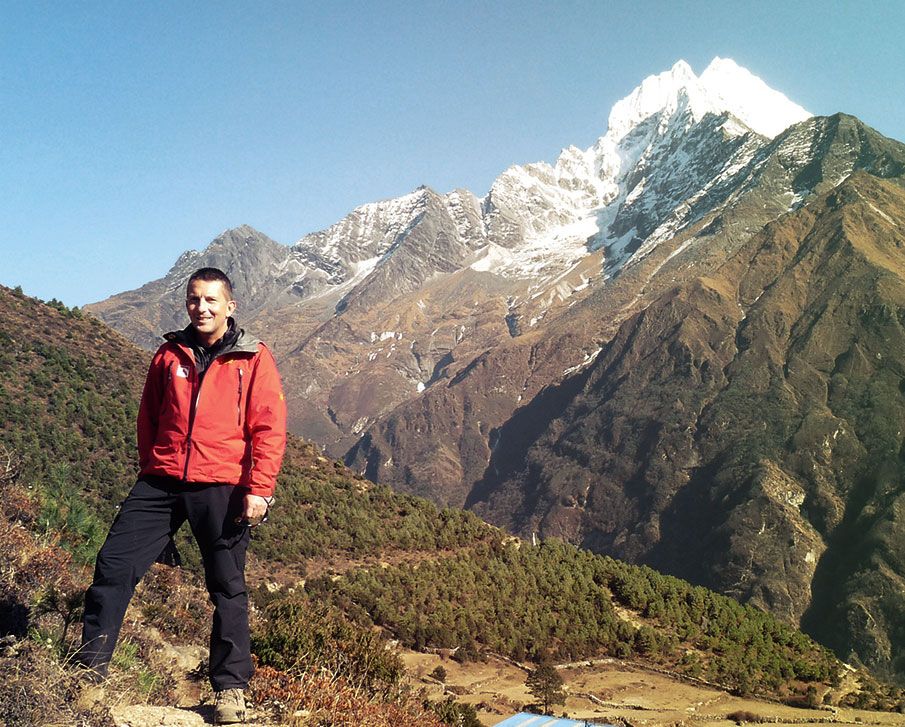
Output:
[87, 58, 905, 682]
[480, 58, 810, 282]
[92, 58, 812, 343]
[609, 57, 809, 140]
[88, 57, 831, 422]
[263, 57, 813, 331]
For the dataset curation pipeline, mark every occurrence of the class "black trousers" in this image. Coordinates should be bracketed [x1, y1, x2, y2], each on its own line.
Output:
[79, 476, 252, 690]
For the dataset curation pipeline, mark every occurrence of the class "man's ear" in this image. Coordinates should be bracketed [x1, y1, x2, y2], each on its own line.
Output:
[227, 298, 237, 315]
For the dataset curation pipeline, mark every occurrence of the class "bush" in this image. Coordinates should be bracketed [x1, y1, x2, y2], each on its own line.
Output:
[253, 596, 404, 698]
[251, 665, 446, 727]
[726, 711, 766, 724]
[425, 696, 482, 727]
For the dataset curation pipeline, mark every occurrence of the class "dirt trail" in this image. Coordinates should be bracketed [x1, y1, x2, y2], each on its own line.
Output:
[110, 704, 210, 727]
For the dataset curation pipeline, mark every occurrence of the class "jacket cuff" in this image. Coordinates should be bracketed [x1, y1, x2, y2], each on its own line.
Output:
[246, 481, 275, 498]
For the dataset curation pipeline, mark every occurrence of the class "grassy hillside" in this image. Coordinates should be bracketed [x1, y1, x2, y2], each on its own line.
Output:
[1, 283, 903, 723]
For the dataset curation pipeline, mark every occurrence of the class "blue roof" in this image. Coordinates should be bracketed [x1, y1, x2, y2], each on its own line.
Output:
[493, 714, 613, 727]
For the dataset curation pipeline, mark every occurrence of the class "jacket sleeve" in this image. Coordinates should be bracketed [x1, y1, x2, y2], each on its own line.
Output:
[244, 344, 287, 497]
[137, 348, 167, 470]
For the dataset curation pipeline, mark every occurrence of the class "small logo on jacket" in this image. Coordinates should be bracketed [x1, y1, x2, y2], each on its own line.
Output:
[176, 366, 190, 379]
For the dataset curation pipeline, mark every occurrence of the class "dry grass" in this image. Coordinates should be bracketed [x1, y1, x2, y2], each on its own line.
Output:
[250, 665, 446, 726]
[0, 488, 113, 726]
[0, 475, 456, 726]
[403, 649, 905, 727]
[0, 638, 116, 726]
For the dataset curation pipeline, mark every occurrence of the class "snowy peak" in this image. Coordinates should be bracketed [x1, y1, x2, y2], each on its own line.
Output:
[606, 58, 810, 142]
[472, 59, 814, 286]
[294, 188, 431, 263]
[287, 58, 810, 294]
[699, 57, 811, 138]
[606, 60, 701, 141]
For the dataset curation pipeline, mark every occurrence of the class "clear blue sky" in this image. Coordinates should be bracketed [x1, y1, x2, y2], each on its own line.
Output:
[2, 0, 903, 306]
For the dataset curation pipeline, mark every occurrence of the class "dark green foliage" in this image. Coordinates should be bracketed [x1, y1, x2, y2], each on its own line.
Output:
[840, 674, 905, 712]
[252, 456, 494, 568]
[0, 286, 147, 563]
[36, 463, 108, 564]
[310, 539, 840, 698]
[725, 711, 766, 724]
[526, 662, 565, 714]
[311, 539, 623, 662]
[425, 696, 482, 727]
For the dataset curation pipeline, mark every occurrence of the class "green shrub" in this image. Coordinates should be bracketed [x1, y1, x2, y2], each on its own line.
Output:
[253, 596, 404, 698]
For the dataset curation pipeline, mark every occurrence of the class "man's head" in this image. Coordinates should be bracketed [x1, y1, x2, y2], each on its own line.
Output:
[185, 268, 236, 346]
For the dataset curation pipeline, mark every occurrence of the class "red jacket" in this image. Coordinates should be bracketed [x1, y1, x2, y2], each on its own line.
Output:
[137, 326, 287, 497]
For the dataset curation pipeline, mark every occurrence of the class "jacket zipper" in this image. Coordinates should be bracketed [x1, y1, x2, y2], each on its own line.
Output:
[181, 349, 244, 480]
[237, 368, 244, 427]
[182, 360, 203, 481]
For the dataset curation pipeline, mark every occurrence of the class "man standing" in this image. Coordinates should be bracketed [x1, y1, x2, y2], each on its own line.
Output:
[78, 267, 287, 725]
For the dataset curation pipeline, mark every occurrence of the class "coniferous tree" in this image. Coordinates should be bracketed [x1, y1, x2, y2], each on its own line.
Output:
[525, 662, 565, 714]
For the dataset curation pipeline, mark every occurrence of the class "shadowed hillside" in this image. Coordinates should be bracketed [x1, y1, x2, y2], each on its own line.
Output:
[469, 173, 905, 683]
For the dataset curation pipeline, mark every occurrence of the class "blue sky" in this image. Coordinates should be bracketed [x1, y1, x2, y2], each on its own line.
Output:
[2, 0, 904, 306]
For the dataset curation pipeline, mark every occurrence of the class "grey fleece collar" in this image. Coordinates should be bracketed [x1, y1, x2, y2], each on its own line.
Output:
[163, 317, 261, 355]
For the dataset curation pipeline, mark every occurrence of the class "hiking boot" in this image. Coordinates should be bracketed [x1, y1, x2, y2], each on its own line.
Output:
[214, 688, 246, 724]
[74, 662, 108, 685]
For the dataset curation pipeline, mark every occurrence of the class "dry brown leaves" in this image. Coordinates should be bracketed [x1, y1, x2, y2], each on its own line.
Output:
[250, 665, 446, 727]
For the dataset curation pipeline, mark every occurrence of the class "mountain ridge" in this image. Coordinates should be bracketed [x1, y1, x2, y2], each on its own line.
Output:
[82, 61, 905, 681]
[87, 58, 810, 344]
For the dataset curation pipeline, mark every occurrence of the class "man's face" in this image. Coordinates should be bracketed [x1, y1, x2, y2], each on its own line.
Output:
[185, 279, 236, 345]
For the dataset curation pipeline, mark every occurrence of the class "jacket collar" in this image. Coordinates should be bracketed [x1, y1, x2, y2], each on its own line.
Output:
[163, 317, 260, 355]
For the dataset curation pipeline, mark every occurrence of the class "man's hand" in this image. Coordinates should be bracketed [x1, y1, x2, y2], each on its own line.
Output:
[242, 494, 271, 524]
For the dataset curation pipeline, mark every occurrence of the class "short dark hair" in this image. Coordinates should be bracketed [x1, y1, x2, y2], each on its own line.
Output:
[187, 267, 233, 299]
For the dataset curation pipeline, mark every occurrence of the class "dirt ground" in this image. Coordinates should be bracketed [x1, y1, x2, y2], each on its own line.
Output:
[401, 651, 905, 727]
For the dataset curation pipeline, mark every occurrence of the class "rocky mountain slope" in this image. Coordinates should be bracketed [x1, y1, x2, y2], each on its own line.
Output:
[467, 172, 905, 680]
[87, 225, 309, 351]
[85, 60, 905, 681]
[88, 58, 814, 453]
[10, 286, 898, 725]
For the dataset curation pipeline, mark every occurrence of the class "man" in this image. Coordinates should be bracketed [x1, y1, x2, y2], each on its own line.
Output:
[78, 267, 287, 725]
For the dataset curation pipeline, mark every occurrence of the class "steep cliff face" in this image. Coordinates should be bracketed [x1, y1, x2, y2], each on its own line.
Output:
[468, 173, 905, 679]
[349, 114, 905, 510]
